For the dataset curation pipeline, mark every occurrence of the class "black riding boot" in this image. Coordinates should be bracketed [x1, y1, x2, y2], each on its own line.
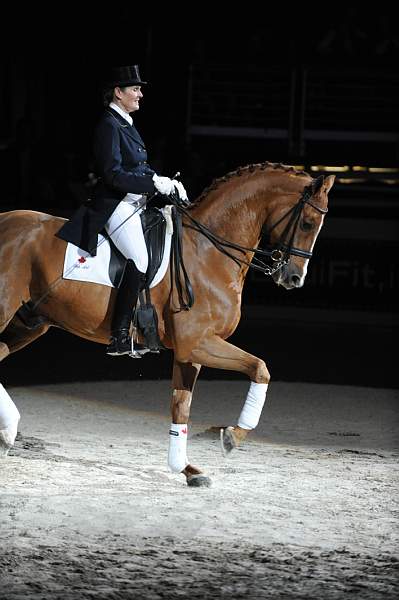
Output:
[106, 259, 147, 357]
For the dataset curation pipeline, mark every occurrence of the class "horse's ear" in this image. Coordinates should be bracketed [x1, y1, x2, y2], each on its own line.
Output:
[313, 175, 325, 193]
[323, 174, 335, 193]
[313, 174, 335, 196]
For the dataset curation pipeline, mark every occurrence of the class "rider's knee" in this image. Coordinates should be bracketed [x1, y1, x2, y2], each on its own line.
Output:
[135, 255, 148, 274]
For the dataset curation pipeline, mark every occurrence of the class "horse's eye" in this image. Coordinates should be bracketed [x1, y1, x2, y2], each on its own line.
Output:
[300, 220, 314, 232]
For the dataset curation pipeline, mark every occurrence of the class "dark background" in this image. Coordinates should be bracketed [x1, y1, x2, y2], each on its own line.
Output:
[0, 9, 397, 388]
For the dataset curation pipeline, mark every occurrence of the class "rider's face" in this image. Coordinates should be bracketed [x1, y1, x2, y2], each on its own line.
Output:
[114, 86, 143, 114]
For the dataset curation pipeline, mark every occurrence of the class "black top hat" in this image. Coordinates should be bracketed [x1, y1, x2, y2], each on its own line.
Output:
[104, 65, 147, 88]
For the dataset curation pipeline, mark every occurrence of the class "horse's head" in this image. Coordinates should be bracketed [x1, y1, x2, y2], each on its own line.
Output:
[188, 163, 334, 291]
[266, 173, 335, 290]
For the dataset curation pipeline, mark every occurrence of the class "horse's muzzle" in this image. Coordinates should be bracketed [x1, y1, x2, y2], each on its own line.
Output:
[272, 265, 305, 289]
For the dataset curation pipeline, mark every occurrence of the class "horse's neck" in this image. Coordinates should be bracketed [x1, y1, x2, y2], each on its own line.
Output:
[192, 171, 311, 249]
[192, 180, 272, 250]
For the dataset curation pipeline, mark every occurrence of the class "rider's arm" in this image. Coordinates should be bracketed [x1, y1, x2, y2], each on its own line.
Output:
[94, 119, 156, 195]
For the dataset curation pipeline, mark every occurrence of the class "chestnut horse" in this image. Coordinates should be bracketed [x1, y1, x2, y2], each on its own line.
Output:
[0, 163, 334, 486]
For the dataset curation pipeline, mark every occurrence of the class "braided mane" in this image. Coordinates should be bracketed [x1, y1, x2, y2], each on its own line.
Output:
[190, 162, 311, 208]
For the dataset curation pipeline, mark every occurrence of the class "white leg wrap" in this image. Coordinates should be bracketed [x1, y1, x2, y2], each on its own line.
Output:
[238, 382, 268, 430]
[168, 423, 189, 473]
[0, 384, 20, 449]
[0, 384, 20, 430]
[0, 422, 19, 449]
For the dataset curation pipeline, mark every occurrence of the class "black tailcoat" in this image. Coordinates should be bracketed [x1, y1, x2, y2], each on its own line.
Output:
[56, 108, 156, 255]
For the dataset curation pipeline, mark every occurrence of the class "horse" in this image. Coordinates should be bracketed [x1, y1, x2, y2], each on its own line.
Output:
[0, 162, 334, 486]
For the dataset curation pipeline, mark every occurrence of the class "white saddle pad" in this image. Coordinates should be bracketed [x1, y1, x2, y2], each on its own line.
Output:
[62, 206, 173, 289]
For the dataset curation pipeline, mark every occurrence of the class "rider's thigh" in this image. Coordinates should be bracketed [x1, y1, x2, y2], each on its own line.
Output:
[105, 202, 148, 273]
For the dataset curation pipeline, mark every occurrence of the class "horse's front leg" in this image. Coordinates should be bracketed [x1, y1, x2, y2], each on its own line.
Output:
[190, 335, 270, 456]
[169, 359, 211, 487]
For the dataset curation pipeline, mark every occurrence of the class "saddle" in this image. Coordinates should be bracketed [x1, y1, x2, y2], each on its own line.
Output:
[102, 207, 167, 352]
[17, 208, 167, 352]
[16, 206, 194, 353]
[136, 207, 167, 352]
[105, 207, 167, 289]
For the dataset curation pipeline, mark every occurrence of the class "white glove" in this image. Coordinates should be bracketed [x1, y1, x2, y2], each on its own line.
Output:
[152, 174, 174, 196]
[172, 180, 188, 202]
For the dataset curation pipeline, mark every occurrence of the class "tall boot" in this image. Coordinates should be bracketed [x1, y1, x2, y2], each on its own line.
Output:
[106, 259, 147, 357]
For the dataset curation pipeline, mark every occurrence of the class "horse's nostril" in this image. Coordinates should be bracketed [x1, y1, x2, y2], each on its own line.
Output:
[291, 274, 302, 287]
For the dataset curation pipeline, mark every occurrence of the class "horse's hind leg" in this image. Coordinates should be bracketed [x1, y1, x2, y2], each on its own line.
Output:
[169, 359, 211, 487]
[188, 335, 271, 456]
[0, 318, 50, 363]
[0, 268, 31, 358]
[0, 342, 10, 362]
[0, 321, 50, 455]
[0, 312, 15, 361]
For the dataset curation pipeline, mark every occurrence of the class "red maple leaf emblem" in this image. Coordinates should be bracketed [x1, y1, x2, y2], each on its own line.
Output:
[78, 256, 86, 263]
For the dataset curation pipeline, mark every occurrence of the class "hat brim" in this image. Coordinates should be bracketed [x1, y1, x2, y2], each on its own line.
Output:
[106, 79, 147, 88]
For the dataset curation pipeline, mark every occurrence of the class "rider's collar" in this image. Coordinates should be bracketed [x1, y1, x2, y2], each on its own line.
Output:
[109, 102, 133, 126]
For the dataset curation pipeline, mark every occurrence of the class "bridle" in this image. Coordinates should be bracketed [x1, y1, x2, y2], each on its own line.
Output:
[11, 177, 328, 324]
[260, 177, 329, 274]
[173, 176, 328, 278]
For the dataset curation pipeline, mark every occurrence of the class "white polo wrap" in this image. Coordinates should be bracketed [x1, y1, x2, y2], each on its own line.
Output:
[0, 384, 20, 448]
[0, 384, 20, 430]
[238, 382, 268, 430]
[168, 423, 189, 473]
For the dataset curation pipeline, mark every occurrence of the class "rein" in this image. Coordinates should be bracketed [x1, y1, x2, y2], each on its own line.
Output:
[7, 176, 327, 325]
[171, 180, 328, 278]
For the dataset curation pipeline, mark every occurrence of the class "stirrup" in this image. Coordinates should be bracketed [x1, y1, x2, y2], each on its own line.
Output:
[129, 341, 150, 359]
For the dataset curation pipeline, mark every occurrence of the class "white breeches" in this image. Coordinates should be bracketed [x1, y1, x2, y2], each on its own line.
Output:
[105, 199, 148, 274]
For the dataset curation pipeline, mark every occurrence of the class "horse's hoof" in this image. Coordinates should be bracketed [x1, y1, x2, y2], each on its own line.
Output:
[187, 474, 212, 487]
[0, 436, 11, 458]
[0, 446, 10, 458]
[220, 426, 237, 457]
[0, 425, 18, 454]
